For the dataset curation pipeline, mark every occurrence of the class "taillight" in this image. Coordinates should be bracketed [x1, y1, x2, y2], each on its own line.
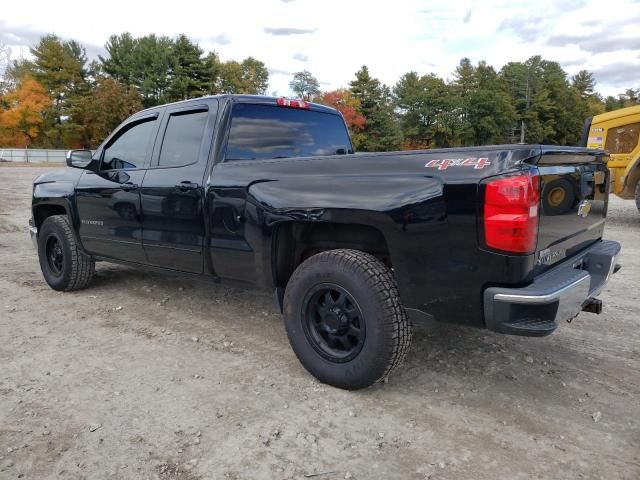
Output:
[276, 97, 310, 109]
[484, 172, 540, 253]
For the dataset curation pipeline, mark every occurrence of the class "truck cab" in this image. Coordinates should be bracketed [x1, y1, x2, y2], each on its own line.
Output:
[583, 105, 640, 210]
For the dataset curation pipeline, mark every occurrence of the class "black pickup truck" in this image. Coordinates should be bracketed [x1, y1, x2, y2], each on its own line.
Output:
[29, 94, 621, 389]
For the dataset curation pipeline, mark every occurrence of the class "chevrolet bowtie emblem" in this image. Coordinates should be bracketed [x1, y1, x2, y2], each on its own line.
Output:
[577, 200, 592, 218]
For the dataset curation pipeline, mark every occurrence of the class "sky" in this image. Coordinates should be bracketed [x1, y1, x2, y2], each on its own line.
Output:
[1, 0, 639, 97]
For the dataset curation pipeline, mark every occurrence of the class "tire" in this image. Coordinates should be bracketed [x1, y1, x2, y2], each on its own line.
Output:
[635, 182, 640, 213]
[542, 178, 575, 216]
[37, 215, 95, 291]
[283, 249, 412, 390]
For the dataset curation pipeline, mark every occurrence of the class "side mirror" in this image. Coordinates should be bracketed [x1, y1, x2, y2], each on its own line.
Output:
[66, 149, 93, 169]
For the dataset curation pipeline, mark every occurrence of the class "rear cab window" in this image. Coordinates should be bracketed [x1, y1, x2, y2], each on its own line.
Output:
[224, 103, 353, 161]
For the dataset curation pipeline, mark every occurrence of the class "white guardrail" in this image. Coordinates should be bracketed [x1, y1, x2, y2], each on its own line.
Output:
[0, 148, 68, 163]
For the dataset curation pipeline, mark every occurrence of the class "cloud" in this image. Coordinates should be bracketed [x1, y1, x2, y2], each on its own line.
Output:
[0, 22, 106, 60]
[208, 33, 230, 45]
[548, 33, 640, 53]
[269, 68, 293, 76]
[292, 52, 308, 62]
[263, 27, 316, 36]
[0, 22, 48, 48]
[498, 16, 548, 42]
[591, 61, 640, 85]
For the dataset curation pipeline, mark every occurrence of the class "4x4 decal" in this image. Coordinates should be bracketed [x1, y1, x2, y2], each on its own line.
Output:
[425, 157, 491, 170]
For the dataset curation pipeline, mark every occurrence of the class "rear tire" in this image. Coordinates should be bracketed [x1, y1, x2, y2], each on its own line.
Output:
[38, 215, 95, 291]
[635, 182, 640, 213]
[283, 249, 412, 390]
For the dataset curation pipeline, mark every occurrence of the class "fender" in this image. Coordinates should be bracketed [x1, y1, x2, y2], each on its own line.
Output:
[31, 168, 88, 255]
[246, 174, 447, 304]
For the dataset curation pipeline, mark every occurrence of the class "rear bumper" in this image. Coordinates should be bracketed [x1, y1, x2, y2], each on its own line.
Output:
[484, 240, 621, 336]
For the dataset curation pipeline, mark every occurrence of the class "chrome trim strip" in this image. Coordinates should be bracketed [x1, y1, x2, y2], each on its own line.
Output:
[493, 275, 590, 304]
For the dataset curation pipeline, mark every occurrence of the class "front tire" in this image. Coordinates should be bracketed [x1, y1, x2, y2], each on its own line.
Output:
[38, 215, 95, 291]
[283, 249, 412, 390]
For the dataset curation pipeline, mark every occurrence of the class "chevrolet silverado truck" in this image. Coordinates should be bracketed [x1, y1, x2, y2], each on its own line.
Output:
[29, 95, 621, 390]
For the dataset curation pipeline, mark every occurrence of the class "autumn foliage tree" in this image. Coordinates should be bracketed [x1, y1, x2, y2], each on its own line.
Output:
[73, 77, 142, 148]
[0, 76, 52, 147]
[316, 89, 366, 148]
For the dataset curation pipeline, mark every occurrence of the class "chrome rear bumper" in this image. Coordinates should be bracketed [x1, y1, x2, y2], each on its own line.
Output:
[483, 240, 621, 336]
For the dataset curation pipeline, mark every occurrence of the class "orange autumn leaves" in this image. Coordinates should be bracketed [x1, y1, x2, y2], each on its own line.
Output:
[316, 89, 366, 148]
[0, 76, 52, 147]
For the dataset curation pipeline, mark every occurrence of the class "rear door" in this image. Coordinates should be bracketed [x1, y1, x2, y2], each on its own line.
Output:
[208, 101, 353, 282]
[535, 149, 609, 270]
[75, 113, 159, 263]
[140, 99, 218, 273]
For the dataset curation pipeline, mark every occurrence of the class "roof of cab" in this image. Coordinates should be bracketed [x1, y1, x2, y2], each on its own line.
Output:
[592, 104, 640, 124]
[135, 94, 340, 116]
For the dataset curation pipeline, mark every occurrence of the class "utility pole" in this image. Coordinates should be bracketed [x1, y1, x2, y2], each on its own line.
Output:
[520, 75, 530, 144]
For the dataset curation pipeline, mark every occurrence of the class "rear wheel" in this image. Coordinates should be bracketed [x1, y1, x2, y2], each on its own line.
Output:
[283, 249, 412, 390]
[635, 182, 640, 213]
[38, 215, 95, 291]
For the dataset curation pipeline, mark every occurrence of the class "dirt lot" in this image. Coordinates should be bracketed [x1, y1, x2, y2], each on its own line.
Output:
[0, 166, 638, 480]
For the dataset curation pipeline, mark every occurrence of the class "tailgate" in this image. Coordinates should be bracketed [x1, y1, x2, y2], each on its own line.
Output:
[534, 148, 609, 270]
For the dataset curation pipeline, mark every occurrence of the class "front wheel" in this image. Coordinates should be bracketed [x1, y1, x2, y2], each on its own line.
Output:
[635, 182, 640, 213]
[283, 249, 412, 390]
[38, 215, 95, 291]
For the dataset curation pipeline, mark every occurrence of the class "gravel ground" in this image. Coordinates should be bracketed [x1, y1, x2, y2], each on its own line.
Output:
[0, 166, 638, 480]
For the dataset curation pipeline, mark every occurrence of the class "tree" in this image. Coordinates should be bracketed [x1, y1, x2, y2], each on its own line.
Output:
[101, 33, 173, 107]
[572, 70, 596, 99]
[395, 71, 461, 148]
[73, 76, 142, 148]
[317, 89, 366, 148]
[453, 60, 516, 145]
[621, 88, 639, 107]
[217, 57, 269, 94]
[289, 70, 320, 100]
[29, 34, 89, 147]
[349, 66, 402, 151]
[101, 34, 269, 101]
[166, 34, 209, 101]
[0, 76, 52, 147]
[0, 42, 10, 93]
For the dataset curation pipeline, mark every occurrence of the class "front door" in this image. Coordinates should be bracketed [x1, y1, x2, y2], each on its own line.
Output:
[140, 100, 218, 273]
[75, 114, 159, 263]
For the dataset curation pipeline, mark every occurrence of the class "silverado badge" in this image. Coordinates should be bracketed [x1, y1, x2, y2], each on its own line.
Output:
[537, 248, 566, 266]
[577, 200, 592, 218]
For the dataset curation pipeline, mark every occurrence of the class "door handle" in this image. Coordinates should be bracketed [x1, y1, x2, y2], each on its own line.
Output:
[120, 182, 138, 191]
[175, 181, 199, 191]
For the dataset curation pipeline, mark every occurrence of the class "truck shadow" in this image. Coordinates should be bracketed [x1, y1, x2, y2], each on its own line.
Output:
[86, 263, 635, 403]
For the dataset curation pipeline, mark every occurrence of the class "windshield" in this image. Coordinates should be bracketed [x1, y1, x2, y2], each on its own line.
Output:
[225, 103, 353, 161]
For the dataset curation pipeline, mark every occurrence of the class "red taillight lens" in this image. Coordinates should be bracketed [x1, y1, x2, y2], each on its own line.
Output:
[484, 172, 539, 253]
[276, 97, 310, 109]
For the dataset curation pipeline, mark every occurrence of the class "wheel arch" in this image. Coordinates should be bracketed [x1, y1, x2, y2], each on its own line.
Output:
[621, 156, 640, 198]
[271, 220, 392, 310]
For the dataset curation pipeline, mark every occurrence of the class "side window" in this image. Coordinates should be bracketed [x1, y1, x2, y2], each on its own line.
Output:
[101, 119, 156, 171]
[605, 122, 640, 154]
[159, 110, 208, 167]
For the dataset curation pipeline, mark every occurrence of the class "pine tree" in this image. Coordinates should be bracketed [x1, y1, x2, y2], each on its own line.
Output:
[349, 66, 401, 151]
